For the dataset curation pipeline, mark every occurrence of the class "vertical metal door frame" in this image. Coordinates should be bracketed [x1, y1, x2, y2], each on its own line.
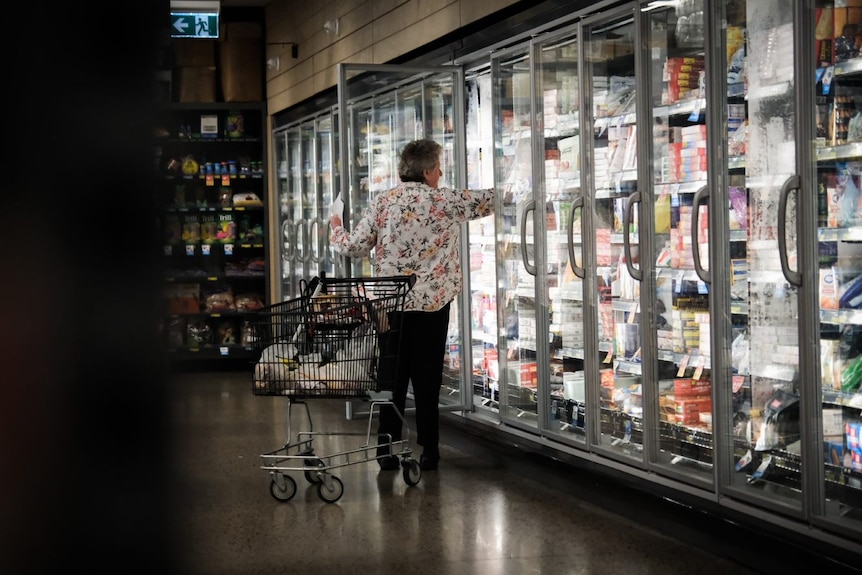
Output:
[269, 126, 287, 302]
[795, 0, 825, 525]
[705, 0, 734, 498]
[579, 3, 646, 466]
[489, 42, 541, 433]
[635, 0, 660, 471]
[715, 0, 805, 520]
[576, 15, 601, 449]
[530, 34, 553, 433]
[529, 18, 593, 447]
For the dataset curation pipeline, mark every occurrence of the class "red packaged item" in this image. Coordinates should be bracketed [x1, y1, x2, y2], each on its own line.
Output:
[674, 378, 711, 397]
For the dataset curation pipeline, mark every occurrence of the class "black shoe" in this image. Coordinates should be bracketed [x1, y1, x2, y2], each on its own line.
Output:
[419, 453, 439, 471]
[378, 455, 400, 471]
[376, 435, 392, 459]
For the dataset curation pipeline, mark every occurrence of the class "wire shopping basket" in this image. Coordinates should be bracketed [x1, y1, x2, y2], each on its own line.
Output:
[251, 274, 415, 398]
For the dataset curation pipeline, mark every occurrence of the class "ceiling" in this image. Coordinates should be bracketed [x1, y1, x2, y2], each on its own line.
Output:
[222, 0, 270, 5]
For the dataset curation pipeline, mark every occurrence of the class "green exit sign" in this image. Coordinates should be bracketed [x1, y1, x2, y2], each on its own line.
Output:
[171, 12, 219, 38]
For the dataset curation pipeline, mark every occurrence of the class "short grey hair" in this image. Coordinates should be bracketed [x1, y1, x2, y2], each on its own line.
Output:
[398, 139, 442, 183]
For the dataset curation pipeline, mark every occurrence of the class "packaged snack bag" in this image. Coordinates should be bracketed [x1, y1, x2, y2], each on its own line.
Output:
[200, 213, 218, 244]
[217, 213, 236, 244]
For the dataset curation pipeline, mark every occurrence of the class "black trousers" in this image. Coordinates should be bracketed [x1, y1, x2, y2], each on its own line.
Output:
[377, 303, 450, 452]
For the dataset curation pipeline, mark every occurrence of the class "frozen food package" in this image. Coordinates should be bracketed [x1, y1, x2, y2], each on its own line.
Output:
[820, 267, 839, 310]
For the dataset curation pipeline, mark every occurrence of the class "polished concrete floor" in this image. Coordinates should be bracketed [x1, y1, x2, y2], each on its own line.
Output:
[169, 370, 857, 575]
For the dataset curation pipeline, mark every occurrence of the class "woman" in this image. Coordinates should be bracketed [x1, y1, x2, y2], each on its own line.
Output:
[329, 139, 494, 471]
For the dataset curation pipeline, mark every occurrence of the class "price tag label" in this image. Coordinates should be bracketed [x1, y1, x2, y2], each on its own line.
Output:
[201, 244, 211, 256]
[603, 348, 613, 363]
[224, 244, 234, 255]
[692, 355, 705, 380]
[185, 244, 195, 256]
[688, 99, 705, 122]
[627, 302, 638, 323]
[676, 354, 690, 377]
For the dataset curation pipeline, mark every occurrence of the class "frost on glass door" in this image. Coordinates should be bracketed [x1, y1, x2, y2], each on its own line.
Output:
[647, 0, 713, 480]
[368, 96, 398, 196]
[399, 85, 424, 143]
[494, 48, 539, 426]
[273, 127, 293, 301]
[466, 67, 499, 414]
[282, 127, 303, 298]
[297, 123, 315, 281]
[346, 102, 376, 278]
[535, 29, 588, 443]
[585, 13, 642, 460]
[815, 0, 862, 534]
[312, 115, 336, 279]
[727, 0, 803, 510]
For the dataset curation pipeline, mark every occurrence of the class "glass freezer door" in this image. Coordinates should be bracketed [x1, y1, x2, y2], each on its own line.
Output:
[645, 0, 714, 484]
[274, 113, 338, 302]
[583, 10, 643, 463]
[273, 126, 292, 302]
[338, 63, 469, 408]
[721, 0, 804, 514]
[534, 27, 588, 445]
[313, 114, 336, 280]
[813, 0, 862, 538]
[298, 122, 316, 280]
[492, 46, 539, 429]
[281, 127, 303, 300]
[465, 66, 499, 415]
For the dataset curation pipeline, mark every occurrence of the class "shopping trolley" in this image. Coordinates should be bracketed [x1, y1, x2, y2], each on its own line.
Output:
[251, 274, 418, 503]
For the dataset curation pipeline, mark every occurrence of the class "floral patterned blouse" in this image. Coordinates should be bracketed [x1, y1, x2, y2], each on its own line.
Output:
[330, 181, 494, 312]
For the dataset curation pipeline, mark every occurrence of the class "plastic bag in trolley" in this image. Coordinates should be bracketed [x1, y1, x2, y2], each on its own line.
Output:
[252, 284, 394, 396]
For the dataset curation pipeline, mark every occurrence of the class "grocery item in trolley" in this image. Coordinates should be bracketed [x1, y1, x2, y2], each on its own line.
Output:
[252, 275, 413, 397]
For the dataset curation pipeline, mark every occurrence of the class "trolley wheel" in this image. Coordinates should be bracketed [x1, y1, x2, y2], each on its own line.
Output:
[402, 459, 422, 486]
[269, 473, 297, 502]
[317, 475, 344, 503]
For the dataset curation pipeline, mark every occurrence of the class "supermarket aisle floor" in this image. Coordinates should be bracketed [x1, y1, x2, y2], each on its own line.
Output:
[169, 371, 853, 575]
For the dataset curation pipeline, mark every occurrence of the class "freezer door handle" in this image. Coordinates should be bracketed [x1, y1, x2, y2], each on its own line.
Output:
[520, 198, 537, 276]
[567, 195, 585, 279]
[309, 218, 321, 265]
[623, 191, 643, 281]
[282, 220, 295, 260]
[778, 174, 802, 287]
[692, 185, 710, 284]
[301, 221, 312, 264]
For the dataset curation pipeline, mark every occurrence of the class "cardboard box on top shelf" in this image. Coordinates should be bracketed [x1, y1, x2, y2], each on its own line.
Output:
[178, 66, 216, 103]
[173, 39, 216, 67]
[219, 22, 263, 102]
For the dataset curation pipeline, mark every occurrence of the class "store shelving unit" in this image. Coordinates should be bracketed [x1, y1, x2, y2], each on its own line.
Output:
[155, 102, 268, 364]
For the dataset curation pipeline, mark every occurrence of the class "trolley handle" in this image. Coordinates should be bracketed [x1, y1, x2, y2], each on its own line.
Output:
[318, 274, 417, 291]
